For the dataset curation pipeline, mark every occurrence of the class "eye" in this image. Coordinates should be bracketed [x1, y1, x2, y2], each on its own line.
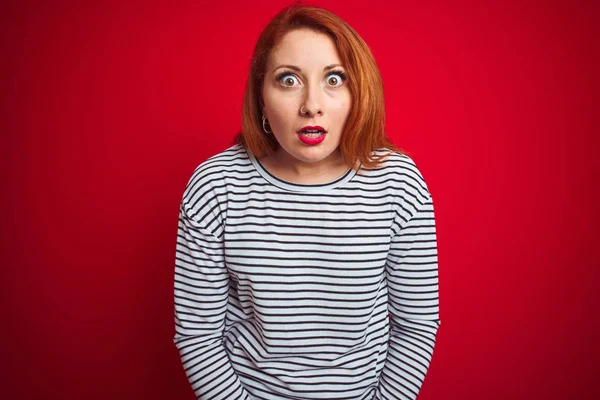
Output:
[277, 73, 300, 88]
[326, 71, 347, 87]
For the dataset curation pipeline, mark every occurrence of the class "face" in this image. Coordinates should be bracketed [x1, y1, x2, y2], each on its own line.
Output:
[261, 29, 352, 165]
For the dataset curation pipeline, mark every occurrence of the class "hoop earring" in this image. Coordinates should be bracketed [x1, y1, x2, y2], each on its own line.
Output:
[262, 114, 272, 134]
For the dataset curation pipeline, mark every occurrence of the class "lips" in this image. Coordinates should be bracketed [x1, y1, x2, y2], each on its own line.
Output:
[297, 125, 327, 134]
[297, 132, 326, 145]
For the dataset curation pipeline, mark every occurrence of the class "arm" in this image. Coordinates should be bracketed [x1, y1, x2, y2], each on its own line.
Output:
[173, 203, 250, 400]
[377, 195, 441, 400]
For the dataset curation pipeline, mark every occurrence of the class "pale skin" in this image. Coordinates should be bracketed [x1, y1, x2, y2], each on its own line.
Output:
[260, 28, 353, 184]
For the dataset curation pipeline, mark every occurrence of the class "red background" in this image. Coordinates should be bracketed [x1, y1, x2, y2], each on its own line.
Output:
[3, 0, 598, 399]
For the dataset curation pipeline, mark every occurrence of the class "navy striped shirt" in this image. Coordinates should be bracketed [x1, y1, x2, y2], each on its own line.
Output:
[173, 143, 441, 399]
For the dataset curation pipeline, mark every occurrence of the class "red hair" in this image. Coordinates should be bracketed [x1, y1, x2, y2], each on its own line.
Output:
[234, 1, 407, 170]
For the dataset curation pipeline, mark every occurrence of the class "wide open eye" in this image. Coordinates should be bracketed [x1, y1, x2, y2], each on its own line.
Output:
[277, 73, 300, 88]
[326, 71, 347, 87]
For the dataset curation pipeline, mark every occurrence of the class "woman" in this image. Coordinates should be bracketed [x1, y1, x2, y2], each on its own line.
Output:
[173, 3, 441, 399]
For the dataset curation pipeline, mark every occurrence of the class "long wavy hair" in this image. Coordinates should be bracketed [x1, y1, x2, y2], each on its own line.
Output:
[234, 1, 406, 170]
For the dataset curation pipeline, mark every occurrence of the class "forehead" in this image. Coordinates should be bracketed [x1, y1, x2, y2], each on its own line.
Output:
[268, 29, 341, 69]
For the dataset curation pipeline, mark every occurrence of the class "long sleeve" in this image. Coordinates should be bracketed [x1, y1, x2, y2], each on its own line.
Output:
[377, 194, 441, 400]
[173, 203, 250, 400]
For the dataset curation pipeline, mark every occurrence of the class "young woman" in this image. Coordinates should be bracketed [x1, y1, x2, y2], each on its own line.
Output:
[173, 3, 441, 399]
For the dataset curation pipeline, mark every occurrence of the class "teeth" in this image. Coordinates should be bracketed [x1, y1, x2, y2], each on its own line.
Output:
[301, 130, 323, 133]
[300, 131, 324, 137]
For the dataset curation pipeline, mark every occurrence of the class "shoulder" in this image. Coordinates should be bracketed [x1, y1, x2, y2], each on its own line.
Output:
[368, 148, 433, 230]
[180, 144, 248, 224]
[183, 144, 247, 195]
[368, 148, 431, 201]
[190, 143, 249, 181]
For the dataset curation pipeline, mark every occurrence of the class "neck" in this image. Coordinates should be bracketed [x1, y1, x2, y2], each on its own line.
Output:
[272, 148, 346, 177]
[259, 147, 350, 185]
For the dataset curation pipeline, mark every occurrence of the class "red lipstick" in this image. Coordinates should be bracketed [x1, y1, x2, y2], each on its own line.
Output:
[296, 126, 327, 146]
[298, 126, 327, 133]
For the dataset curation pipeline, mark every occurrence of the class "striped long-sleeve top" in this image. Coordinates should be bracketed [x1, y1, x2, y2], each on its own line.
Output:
[173, 143, 441, 400]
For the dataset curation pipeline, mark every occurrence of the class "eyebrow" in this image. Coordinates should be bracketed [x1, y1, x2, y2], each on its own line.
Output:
[273, 64, 342, 73]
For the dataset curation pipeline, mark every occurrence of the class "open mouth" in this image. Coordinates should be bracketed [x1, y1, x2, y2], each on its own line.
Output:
[298, 130, 326, 137]
[296, 131, 327, 145]
[297, 125, 327, 137]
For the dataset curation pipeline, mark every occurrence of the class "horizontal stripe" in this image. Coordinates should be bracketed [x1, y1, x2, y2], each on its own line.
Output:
[173, 144, 441, 400]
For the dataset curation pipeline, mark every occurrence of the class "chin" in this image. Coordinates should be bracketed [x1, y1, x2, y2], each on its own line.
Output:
[293, 147, 337, 163]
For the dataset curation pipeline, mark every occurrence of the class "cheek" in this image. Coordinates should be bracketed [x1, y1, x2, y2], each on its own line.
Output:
[262, 88, 275, 111]
[331, 97, 352, 118]
[331, 89, 352, 110]
[268, 100, 297, 124]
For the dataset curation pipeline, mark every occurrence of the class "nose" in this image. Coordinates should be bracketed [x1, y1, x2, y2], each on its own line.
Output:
[300, 82, 323, 117]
